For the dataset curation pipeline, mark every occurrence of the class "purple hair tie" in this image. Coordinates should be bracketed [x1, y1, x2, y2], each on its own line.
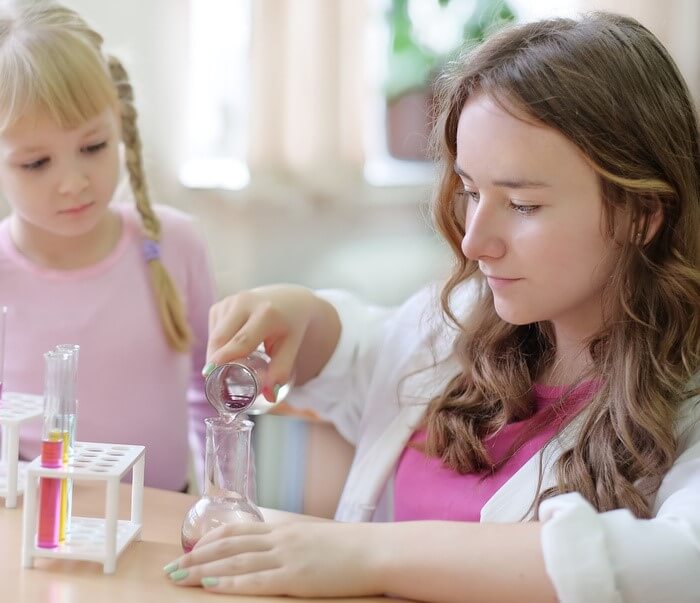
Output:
[143, 239, 160, 262]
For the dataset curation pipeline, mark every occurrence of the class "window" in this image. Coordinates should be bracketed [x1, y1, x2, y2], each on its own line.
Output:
[177, 0, 579, 195]
[364, 0, 579, 187]
[179, 0, 251, 190]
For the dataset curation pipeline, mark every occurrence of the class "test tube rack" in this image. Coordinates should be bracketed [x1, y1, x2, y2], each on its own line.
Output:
[0, 392, 43, 508]
[21, 441, 145, 574]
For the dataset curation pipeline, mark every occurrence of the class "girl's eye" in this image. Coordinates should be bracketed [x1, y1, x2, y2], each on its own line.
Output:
[82, 141, 107, 154]
[510, 202, 540, 215]
[22, 157, 49, 171]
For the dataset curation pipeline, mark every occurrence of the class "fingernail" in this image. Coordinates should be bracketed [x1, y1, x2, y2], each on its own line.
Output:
[273, 384, 281, 401]
[201, 577, 219, 587]
[163, 561, 178, 573]
[201, 361, 216, 378]
[169, 569, 189, 581]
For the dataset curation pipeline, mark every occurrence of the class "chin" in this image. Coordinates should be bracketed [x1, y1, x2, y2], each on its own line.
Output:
[57, 220, 102, 237]
[492, 302, 538, 326]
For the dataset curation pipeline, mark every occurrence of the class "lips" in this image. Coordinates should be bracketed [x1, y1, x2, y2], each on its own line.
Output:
[484, 274, 522, 290]
[483, 272, 520, 281]
[58, 201, 95, 215]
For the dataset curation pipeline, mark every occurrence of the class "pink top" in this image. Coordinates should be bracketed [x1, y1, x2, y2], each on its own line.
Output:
[394, 381, 596, 521]
[0, 203, 217, 490]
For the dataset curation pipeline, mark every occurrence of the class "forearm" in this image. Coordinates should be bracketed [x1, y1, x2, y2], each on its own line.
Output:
[371, 521, 557, 603]
[294, 292, 341, 385]
[260, 506, 333, 523]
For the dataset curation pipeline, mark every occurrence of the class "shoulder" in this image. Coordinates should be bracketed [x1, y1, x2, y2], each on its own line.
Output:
[394, 278, 480, 338]
[154, 204, 203, 241]
[373, 279, 480, 368]
[120, 203, 207, 251]
[677, 371, 700, 426]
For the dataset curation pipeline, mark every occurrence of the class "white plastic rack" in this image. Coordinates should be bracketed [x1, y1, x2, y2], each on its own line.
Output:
[0, 392, 43, 508]
[21, 441, 145, 574]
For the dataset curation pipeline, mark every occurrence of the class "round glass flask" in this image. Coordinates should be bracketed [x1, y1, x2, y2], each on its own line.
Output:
[181, 417, 263, 552]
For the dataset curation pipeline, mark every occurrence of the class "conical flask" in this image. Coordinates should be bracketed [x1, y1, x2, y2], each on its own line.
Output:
[181, 416, 263, 552]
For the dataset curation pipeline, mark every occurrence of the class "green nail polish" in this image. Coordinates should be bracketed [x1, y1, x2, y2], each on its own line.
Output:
[163, 562, 178, 573]
[201, 577, 220, 587]
[202, 361, 216, 378]
[273, 384, 281, 400]
[169, 569, 189, 581]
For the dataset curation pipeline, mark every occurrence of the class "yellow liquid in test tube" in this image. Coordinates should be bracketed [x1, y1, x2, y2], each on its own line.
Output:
[59, 431, 69, 543]
[58, 420, 75, 543]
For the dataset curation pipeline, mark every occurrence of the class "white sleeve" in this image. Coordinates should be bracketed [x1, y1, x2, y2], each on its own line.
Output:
[540, 410, 700, 603]
[284, 289, 395, 445]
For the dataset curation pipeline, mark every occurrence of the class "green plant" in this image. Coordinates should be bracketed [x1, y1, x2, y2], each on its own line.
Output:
[385, 0, 515, 102]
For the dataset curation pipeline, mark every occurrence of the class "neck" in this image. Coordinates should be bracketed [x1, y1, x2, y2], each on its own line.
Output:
[540, 313, 603, 387]
[540, 343, 592, 387]
[537, 287, 608, 386]
[9, 209, 122, 270]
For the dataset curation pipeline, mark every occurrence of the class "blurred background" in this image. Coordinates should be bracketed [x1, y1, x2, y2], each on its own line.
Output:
[29, 0, 700, 307]
[4, 0, 698, 514]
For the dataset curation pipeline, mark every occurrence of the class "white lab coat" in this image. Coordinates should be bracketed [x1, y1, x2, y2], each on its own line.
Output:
[286, 283, 700, 603]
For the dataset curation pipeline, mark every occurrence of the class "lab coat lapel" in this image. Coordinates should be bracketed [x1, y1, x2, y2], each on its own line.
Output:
[480, 412, 587, 522]
[336, 402, 426, 521]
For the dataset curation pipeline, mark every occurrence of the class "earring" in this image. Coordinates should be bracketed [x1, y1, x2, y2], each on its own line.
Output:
[635, 232, 643, 244]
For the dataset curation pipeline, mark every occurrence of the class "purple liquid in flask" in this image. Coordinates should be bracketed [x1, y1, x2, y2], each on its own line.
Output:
[204, 350, 293, 418]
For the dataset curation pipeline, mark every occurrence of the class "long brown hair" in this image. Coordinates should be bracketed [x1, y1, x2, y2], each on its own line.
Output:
[0, 0, 191, 351]
[425, 12, 700, 518]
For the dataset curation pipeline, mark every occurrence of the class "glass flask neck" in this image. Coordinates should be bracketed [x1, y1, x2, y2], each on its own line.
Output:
[204, 416, 254, 499]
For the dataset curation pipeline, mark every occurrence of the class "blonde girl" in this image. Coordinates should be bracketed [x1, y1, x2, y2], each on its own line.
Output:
[0, 0, 215, 490]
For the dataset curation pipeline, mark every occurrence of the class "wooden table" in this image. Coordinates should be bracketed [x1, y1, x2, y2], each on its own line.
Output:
[0, 482, 405, 602]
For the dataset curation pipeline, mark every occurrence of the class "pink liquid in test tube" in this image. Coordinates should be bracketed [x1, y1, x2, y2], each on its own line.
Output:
[37, 436, 63, 548]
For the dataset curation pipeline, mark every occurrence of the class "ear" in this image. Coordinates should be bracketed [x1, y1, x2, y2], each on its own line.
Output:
[634, 197, 664, 246]
[644, 204, 663, 243]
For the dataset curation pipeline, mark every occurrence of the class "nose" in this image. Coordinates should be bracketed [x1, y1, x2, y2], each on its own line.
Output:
[460, 196, 507, 261]
[57, 164, 89, 196]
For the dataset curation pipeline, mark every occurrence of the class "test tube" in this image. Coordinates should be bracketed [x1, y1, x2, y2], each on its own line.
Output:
[55, 345, 79, 544]
[37, 351, 64, 549]
[0, 306, 7, 401]
[55, 344, 79, 454]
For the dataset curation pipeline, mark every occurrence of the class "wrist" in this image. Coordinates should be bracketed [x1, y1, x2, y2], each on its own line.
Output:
[361, 522, 405, 595]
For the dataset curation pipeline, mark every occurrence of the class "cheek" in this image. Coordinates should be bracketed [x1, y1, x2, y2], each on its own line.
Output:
[0, 173, 39, 207]
[95, 152, 121, 190]
[540, 225, 616, 286]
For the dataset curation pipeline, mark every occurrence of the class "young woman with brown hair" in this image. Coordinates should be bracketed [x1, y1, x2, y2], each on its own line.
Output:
[168, 12, 699, 602]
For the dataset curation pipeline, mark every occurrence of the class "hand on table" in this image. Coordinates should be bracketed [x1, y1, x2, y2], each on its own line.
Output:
[163, 520, 386, 597]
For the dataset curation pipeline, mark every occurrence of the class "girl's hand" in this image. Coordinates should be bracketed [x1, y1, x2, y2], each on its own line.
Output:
[163, 521, 387, 598]
[205, 285, 321, 397]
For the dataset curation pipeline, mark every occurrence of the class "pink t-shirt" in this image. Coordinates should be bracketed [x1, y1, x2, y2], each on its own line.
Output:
[0, 203, 217, 490]
[394, 381, 595, 521]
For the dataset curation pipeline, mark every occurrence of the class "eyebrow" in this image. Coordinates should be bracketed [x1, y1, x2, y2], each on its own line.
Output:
[453, 163, 550, 189]
[7, 125, 109, 158]
[81, 125, 105, 138]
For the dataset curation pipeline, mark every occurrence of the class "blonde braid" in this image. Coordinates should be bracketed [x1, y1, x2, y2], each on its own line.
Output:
[107, 55, 191, 352]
